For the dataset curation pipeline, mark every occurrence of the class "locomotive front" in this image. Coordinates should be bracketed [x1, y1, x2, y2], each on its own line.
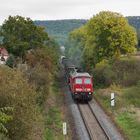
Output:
[69, 72, 93, 101]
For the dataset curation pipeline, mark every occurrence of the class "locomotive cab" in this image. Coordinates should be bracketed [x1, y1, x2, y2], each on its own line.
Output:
[70, 72, 93, 101]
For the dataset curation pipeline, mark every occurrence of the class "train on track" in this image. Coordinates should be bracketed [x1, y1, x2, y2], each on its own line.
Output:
[61, 56, 93, 101]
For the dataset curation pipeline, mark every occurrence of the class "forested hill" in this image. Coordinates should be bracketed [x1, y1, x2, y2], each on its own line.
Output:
[34, 17, 140, 46]
[34, 19, 87, 45]
[127, 16, 140, 29]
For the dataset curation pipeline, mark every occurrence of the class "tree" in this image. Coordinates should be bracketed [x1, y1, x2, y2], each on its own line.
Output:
[0, 107, 13, 134]
[67, 25, 87, 66]
[0, 65, 43, 140]
[86, 11, 137, 62]
[136, 28, 140, 48]
[0, 16, 49, 57]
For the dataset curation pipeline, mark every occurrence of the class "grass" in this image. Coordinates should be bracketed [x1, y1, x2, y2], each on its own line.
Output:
[44, 107, 63, 140]
[95, 83, 140, 140]
[116, 112, 140, 140]
[122, 85, 140, 108]
[43, 76, 65, 140]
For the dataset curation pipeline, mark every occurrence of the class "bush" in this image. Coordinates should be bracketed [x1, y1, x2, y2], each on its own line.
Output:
[25, 47, 59, 73]
[29, 64, 50, 105]
[113, 58, 140, 86]
[0, 65, 43, 140]
[93, 60, 116, 87]
[25, 48, 58, 105]
[0, 107, 13, 134]
[93, 58, 140, 87]
[6, 55, 16, 68]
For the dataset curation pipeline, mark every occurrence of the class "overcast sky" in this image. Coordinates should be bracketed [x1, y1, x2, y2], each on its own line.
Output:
[0, 0, 140, 24]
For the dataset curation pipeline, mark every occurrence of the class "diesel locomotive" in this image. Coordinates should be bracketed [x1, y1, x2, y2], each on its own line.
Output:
[61, 56, 93, 101]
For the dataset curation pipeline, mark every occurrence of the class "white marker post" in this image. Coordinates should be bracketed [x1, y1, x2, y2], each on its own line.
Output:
[111, 93, 115, 106]
[63, 122, 67, 139]
[111, 93, 115, 113]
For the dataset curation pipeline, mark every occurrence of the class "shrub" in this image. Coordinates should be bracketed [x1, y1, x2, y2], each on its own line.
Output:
[0, 65, 43, 140]
[29, 64, 50, 105]
[93, 58, 140, 87]
[25, 47, 59, 73]
[0, 107, 13, 134]
[6, 55, 16, 68]
[93, 60, 116, 87]
[113, 58, 140, 86]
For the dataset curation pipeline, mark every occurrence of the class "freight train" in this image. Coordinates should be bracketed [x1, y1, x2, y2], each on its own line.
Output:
[61, 56, 93, 101]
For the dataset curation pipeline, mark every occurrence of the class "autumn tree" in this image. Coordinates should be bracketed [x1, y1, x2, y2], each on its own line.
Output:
[0, 16, 49, 57]
[68, 11, 137, 70]
[0, 65, 43, 140]
[85, 11, 137, 62]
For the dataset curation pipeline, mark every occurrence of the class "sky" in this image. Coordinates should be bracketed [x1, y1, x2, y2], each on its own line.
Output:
[0, 0, 140, 24]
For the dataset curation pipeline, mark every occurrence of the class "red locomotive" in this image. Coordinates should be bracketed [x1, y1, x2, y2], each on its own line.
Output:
[61, 56, 93, 101]
[69, 71, 93, 101]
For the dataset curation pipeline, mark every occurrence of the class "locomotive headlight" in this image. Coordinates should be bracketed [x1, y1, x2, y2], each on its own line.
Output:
[87, 88, 91, 91]
[75, 92, 77, 94]
[89, 92, 91, 94]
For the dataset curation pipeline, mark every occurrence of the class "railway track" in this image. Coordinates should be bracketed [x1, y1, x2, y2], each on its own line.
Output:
[78, 103, 111, 140]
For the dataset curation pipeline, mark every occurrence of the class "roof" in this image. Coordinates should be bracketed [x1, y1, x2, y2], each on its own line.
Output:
[71, 72, 91, 78]
[0, 48, 8, 56]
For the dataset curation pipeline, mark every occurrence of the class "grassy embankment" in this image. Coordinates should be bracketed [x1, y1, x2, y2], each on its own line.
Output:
[43, 76, 65, 140]
[94, 57, 140, 140]
[25, 48, 67, 140]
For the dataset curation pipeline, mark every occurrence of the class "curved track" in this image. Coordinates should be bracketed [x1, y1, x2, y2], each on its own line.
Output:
[78, 103, 110, 140]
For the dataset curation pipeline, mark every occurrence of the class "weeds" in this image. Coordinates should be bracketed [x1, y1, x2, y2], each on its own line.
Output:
[116, 112, 140, 140]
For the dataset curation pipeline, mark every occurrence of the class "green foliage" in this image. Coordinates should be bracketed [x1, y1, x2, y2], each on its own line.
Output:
[127, 16, 140, 47]
[0, 65, 43, 140]
[26, 47, 59, 73]
[116, 112, 140, 140]
[46, 107, 62, 140]
[86, 11, 137, 62]
[0, 107, 13, 134]
[136, 28, 140, 47]
[44, 77, 64, 140]
[68, 11, 137, 70]
[0, 133, 9, 140]
[29, 64, 50, 106]
[93, 60, 116, 87]
[67, 25, 87, 66]
[96, 83, 140, 140]
[26, 47, 59, 106]
[6, 55, 16, 67]
[93, 58, 140, 87]
[122, 84, 140, 108]
[127, 16, 140, 29]
[113, 58, 140, 86]
[0, 16, 49, 57]
[35, 19, 87, 45]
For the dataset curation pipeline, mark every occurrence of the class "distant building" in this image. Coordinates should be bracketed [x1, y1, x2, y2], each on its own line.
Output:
[0, 48, 9, 64]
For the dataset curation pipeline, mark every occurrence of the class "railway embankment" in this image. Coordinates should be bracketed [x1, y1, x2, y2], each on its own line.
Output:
[94, 57, 140, 140]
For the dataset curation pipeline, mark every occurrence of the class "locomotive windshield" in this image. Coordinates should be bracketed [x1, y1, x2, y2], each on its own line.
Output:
[75, 78, 82, 84]
[84, 78, 91, 84]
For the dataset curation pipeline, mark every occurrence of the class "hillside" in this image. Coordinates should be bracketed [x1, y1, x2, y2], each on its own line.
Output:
[34, 19, 87, 45]
[35, 17, 140, 46]
[127, 16, 140, 29]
